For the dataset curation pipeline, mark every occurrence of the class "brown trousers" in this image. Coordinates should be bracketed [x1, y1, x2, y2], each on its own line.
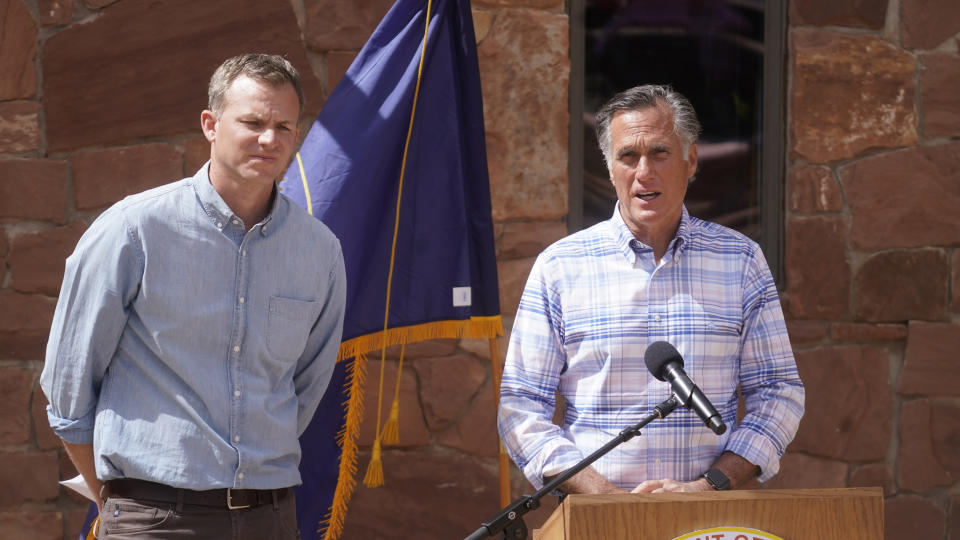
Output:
[97, 492, 300, 539]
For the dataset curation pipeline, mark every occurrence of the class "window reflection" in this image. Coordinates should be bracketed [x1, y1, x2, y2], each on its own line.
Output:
[583, 0, 765, 240]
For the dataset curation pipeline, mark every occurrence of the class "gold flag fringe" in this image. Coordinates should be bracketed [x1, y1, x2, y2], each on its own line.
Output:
[379, 342, 406, 445]
[318, 353, 368, 540]
[320, 316, 502, 540]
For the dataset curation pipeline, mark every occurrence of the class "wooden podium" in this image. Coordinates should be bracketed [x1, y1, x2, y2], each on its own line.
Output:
[533, 488, 883, 539]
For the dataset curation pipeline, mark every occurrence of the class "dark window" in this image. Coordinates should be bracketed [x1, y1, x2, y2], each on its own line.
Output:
[569, 0, 785, 284]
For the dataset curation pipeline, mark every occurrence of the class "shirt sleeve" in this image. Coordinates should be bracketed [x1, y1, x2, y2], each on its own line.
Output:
[725, 245, 805, 482]
[498, 254, 584, 489]
[40, 207, 144, 445]
[292, 240, 347, 436]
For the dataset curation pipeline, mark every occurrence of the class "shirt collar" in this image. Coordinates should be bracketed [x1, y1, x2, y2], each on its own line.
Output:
[190, 162, 285, 236]
[609, 202, 692, 261]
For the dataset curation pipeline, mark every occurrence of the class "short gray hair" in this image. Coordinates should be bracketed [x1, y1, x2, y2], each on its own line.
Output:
[595, 84, 701, 167]
[208, 54, 304, 117]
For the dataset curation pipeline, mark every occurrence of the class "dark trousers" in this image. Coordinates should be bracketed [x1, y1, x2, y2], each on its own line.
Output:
[97, 491, 300, 539]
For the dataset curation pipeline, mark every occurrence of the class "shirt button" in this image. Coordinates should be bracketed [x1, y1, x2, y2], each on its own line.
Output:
[234, 390, 240, 397]
[216, 222, 223, 229]
[655, 315, 662, 323]
[238, 472, 244, 479]
[232, 219, 240, 226]
[233, 345, 240, 352]
[234, 435, 240, 442]
[239, 296, 245, 304]
[242, 250, 247, 257]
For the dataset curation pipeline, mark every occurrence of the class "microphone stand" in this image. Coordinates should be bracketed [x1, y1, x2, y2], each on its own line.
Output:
[464, 395, 680, 540]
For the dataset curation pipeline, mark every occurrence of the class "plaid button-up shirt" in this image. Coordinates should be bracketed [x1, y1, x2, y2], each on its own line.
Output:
[498, 205, 804, 490]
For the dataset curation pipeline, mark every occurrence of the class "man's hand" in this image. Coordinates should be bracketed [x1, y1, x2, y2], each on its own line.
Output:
[631, 477, 712, 493]
[62, 442, 104, 511]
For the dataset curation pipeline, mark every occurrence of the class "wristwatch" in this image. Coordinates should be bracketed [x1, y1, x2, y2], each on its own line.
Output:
[702, 468, 731, 491]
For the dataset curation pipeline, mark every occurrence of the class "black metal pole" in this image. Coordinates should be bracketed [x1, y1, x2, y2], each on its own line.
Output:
[464, 395, 680, 540]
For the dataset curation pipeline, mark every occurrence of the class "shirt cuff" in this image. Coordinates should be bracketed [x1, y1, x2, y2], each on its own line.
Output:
[46, 405, 95, 445]
[725, 426, 782, 482]
[523, 439, 585, 490]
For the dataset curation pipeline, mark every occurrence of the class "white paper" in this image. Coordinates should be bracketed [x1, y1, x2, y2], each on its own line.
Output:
[60, 474, 97, 503]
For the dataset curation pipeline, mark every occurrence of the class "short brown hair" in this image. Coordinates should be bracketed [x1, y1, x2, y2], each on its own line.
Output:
[208, 54, 304, 117]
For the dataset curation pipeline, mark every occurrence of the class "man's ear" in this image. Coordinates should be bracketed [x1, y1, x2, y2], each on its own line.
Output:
[200, 110, 217, 143]
[686, 144, 698, 180]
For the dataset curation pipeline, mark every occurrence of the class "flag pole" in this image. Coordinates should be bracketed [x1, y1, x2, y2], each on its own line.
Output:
[488, 336, 510, 507]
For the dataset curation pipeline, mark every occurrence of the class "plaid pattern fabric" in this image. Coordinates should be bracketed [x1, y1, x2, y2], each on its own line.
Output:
[498, 205, 804, 490]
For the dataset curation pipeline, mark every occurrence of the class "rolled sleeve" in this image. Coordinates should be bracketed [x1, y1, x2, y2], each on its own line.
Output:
[40, 207, 143, 444]
[729, 249, 805, 482]
[498, 255, 580, 489]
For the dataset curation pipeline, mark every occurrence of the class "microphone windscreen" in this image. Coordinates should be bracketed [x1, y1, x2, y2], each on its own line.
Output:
[644, 341, 684, 381]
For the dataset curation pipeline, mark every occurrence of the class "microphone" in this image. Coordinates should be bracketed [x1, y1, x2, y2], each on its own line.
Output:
[644, 341, 726, 435]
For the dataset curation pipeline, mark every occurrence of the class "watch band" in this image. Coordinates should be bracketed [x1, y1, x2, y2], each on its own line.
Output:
[702, 468, 731, 491]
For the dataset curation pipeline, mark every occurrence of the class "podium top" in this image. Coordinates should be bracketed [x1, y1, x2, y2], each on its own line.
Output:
[536, 488, 883, 540]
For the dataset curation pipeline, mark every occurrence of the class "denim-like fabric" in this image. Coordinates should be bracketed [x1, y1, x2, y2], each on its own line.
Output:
[42, 164, 346, 490]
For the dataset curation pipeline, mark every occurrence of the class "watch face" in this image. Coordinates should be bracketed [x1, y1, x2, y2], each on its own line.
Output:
[704, 469, 730, 490]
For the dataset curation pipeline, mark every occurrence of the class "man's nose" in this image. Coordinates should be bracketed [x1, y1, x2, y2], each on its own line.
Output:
[634, 156, 654, 178]
[259, 128, 278, 147]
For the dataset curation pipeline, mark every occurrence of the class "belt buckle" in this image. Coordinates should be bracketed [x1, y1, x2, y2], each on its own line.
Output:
[226, 488, 251, 510]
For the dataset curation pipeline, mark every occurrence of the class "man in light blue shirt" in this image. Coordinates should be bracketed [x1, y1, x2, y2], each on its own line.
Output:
[41, 54, 346, 538]
[498, 85, 803, 496]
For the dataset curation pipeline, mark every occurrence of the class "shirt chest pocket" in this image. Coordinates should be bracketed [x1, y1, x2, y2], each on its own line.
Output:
[267, 296, 319, 361]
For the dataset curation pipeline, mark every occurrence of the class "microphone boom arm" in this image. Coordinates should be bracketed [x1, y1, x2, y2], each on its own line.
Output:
[464, 395, 680, 540]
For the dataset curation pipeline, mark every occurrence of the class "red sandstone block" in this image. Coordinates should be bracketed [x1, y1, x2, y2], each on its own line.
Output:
[952, 250, 960, 313]
[182, 137, 209, 178]
[37, 0, 74, 26]
[853, 249, 948, 322]
[900, 321, 960, 396]
[0, 229, 7, 270]
[902, 0, 960, 50]
[0, 367, 35, 445]
[0, 452, 59, 506]
[830, 322, 908, 342]
[0, 511, 63, 540]
[921, 54, 960, 138]
[9, 221, 86, 295]
[787, 164, 843, 213]
[785, 217, 850, 319]
[0, 101, 41, 154]
[785, 319, 828, 346]
[791, 346, 891, 461]
[32, 380, 60, 450]
[0, 159, 69, 224]
[0, 0, 37, 101]
[0, 290, 56, 333]
[898, 399, 952, 491]
[72, 143, 184, 210]
[849, 463, 893, 496]
[789, 0, 886, 28]
[885, 495, 946, 540]
[0, 330, 50, 362]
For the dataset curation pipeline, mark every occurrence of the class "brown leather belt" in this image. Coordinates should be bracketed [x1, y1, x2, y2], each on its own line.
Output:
[103, 478, 290, 510]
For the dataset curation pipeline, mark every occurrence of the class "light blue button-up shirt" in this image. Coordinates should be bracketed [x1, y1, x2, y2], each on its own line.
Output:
[499, 205, 804, 490]
[41, 165, 346, 490]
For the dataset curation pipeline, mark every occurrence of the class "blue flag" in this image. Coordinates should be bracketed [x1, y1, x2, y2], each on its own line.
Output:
[280, 0, 501, 537]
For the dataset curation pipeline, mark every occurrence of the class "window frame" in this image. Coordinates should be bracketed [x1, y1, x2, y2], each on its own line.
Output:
[567, 0, 786, 286]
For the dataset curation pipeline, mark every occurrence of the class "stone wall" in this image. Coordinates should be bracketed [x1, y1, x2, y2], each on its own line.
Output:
[3, 0, 959, 538]
[0, 0, 567, 538]
[781, 1, 960, 539]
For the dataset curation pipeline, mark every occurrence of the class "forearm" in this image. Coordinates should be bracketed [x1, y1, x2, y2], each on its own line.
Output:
[546, 466, 625, 495]
[707, 450, 761, 490]
[62, 442, 104, 509]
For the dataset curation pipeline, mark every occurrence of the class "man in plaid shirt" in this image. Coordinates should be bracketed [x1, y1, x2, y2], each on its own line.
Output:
[498, 85, 804, 495]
